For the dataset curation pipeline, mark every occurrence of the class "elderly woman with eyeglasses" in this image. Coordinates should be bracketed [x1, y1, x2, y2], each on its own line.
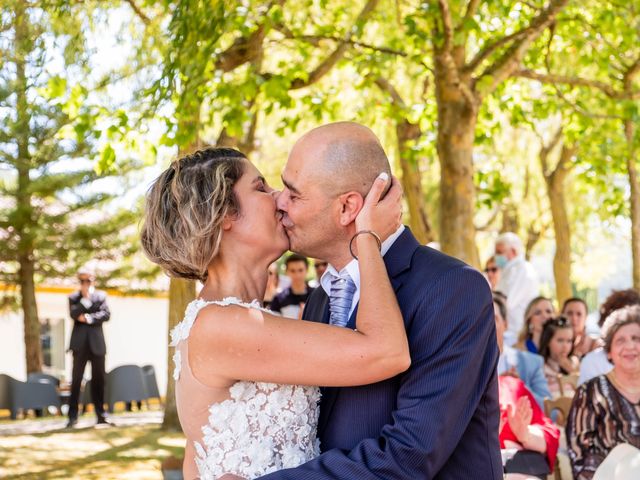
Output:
[539, 316, 580, 399]
[566, 305, 640, 480]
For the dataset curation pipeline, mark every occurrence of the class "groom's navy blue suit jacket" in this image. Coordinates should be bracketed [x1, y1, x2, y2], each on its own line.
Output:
[261, 228, 503, 479]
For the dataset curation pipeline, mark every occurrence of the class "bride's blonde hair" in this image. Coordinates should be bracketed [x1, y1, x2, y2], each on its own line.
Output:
[141, 147, 246, 282]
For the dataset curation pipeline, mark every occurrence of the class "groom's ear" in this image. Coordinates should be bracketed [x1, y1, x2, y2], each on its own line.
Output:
[337, 191, 364, 226]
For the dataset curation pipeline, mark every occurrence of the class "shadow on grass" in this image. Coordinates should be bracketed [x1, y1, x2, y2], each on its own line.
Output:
[2, 425, 184, 479]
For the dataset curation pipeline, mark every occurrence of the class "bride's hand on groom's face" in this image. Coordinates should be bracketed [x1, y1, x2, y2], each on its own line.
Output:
[355, 173, 403, 241]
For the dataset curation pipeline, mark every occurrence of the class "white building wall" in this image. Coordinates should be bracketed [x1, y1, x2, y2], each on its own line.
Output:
[0, 290, 170, 396]
[0, 311, 27, 381]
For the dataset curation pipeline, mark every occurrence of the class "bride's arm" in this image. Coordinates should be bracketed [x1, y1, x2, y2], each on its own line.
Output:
[190, 174, 409, 387]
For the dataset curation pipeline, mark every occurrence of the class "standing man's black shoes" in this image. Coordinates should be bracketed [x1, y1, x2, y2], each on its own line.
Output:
[95, 416, 113, 427]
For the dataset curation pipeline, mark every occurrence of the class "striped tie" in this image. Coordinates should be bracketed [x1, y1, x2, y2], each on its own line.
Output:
[329, 272, 356, 327]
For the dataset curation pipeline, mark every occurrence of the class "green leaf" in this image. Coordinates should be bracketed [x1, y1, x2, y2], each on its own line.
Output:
[97, 144, 116, 175]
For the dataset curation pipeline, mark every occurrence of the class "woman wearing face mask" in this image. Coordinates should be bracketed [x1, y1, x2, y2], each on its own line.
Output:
[538, 316, 580, 399]
[516, 297, 556, 354]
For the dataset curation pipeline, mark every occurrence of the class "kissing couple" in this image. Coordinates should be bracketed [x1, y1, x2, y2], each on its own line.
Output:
[141, 122, 502, 479]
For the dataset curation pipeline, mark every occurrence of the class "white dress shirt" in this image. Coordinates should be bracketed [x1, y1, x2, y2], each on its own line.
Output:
[320, 225, 405, 319]
[578, 347, 612, 386]
[496, 255, 540, 346]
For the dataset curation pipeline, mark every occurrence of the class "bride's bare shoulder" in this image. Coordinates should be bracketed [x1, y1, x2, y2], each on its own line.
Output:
[190, 302, 274, 345]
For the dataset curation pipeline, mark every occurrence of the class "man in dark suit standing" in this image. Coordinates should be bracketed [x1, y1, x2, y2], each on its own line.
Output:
[66, 269, 111, 428]
[262, 122, 502, 479]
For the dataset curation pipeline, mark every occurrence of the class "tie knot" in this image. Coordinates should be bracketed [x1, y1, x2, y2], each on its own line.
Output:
[331, 271, 353, 286]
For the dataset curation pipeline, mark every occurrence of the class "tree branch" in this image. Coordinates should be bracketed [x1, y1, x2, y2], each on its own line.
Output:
[539, 126, 563, 178]
[463, 29, 529, 74]
[463, 0, 482, 22]
[215, 25, 267, 72]
[474, 0, 569, 96]
[437, 0, 455, 55]
[515, 68, 640, 99]
[275, 33, 407, 58]
[290, 0, 381, 89]
[373, 76, 406, 108]
[124, 0, 151, 25]
[214, 0, 285, 72]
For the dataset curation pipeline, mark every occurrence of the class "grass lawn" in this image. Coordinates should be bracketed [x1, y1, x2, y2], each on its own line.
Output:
[0, 421, 185, 479]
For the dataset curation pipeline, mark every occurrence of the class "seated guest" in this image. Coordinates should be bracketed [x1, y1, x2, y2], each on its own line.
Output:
[269, 253, 315, 319]
[484, 255, 501, 290]
[516, 296, 556, 355]
[539, 316, 580, 399]
[566, 305, 640, 480]
[562, 297, 598, 358]
[495, 294, 559, 478]
[495, 294, 551, 409]
[579, 289, 640, 385]
[499, 376, 561, 479]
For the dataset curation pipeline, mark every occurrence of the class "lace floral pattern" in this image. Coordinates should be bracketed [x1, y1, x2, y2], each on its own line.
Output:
[196, 381, 320, 479]
[170, 296, 321, 479]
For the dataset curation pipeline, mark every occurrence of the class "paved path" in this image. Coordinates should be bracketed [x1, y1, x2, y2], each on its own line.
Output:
[0, 410, 163, 436]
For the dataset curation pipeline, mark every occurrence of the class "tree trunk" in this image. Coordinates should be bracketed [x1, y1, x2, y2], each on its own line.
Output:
[161, 277, 196, 432]
[545, 145, 574, 306]
[396, 120, 433, 244]
[18, 254, 42, 374]
[15, 0, 42, 374]
[434, 77, 480, 266]
[626, 118, 640, 289]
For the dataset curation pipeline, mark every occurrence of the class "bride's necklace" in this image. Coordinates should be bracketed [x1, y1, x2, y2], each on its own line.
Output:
[609, 370, 640, 395]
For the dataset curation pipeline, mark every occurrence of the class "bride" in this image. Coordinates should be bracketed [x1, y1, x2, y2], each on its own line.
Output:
[141, 147, 409, 479]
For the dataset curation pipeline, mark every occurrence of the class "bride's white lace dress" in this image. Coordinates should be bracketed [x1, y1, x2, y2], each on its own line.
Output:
[171, 297, 321, 479]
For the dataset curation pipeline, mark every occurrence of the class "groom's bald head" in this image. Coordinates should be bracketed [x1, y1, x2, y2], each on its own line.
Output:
[291, 122, 391, 196]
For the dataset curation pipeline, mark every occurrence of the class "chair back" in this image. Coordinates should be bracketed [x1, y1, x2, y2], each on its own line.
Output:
[27, 373, 60, 387]
[142, 365, 160, 400]
[106, 365, 147, 411]
[557, 373, 578, 397]
[544, 396, 574, 427]
[0, 374, 14, 410]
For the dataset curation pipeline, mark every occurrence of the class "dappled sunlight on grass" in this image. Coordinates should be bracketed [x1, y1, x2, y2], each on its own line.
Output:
[0, 424, 184, 479]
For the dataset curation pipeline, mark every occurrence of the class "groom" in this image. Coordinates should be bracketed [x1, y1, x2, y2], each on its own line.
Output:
[262, 122, 502, 479]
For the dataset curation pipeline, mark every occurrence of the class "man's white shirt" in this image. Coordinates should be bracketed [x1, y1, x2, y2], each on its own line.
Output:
[320, 225, 405, 319]
[496, 255, 540, 346]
